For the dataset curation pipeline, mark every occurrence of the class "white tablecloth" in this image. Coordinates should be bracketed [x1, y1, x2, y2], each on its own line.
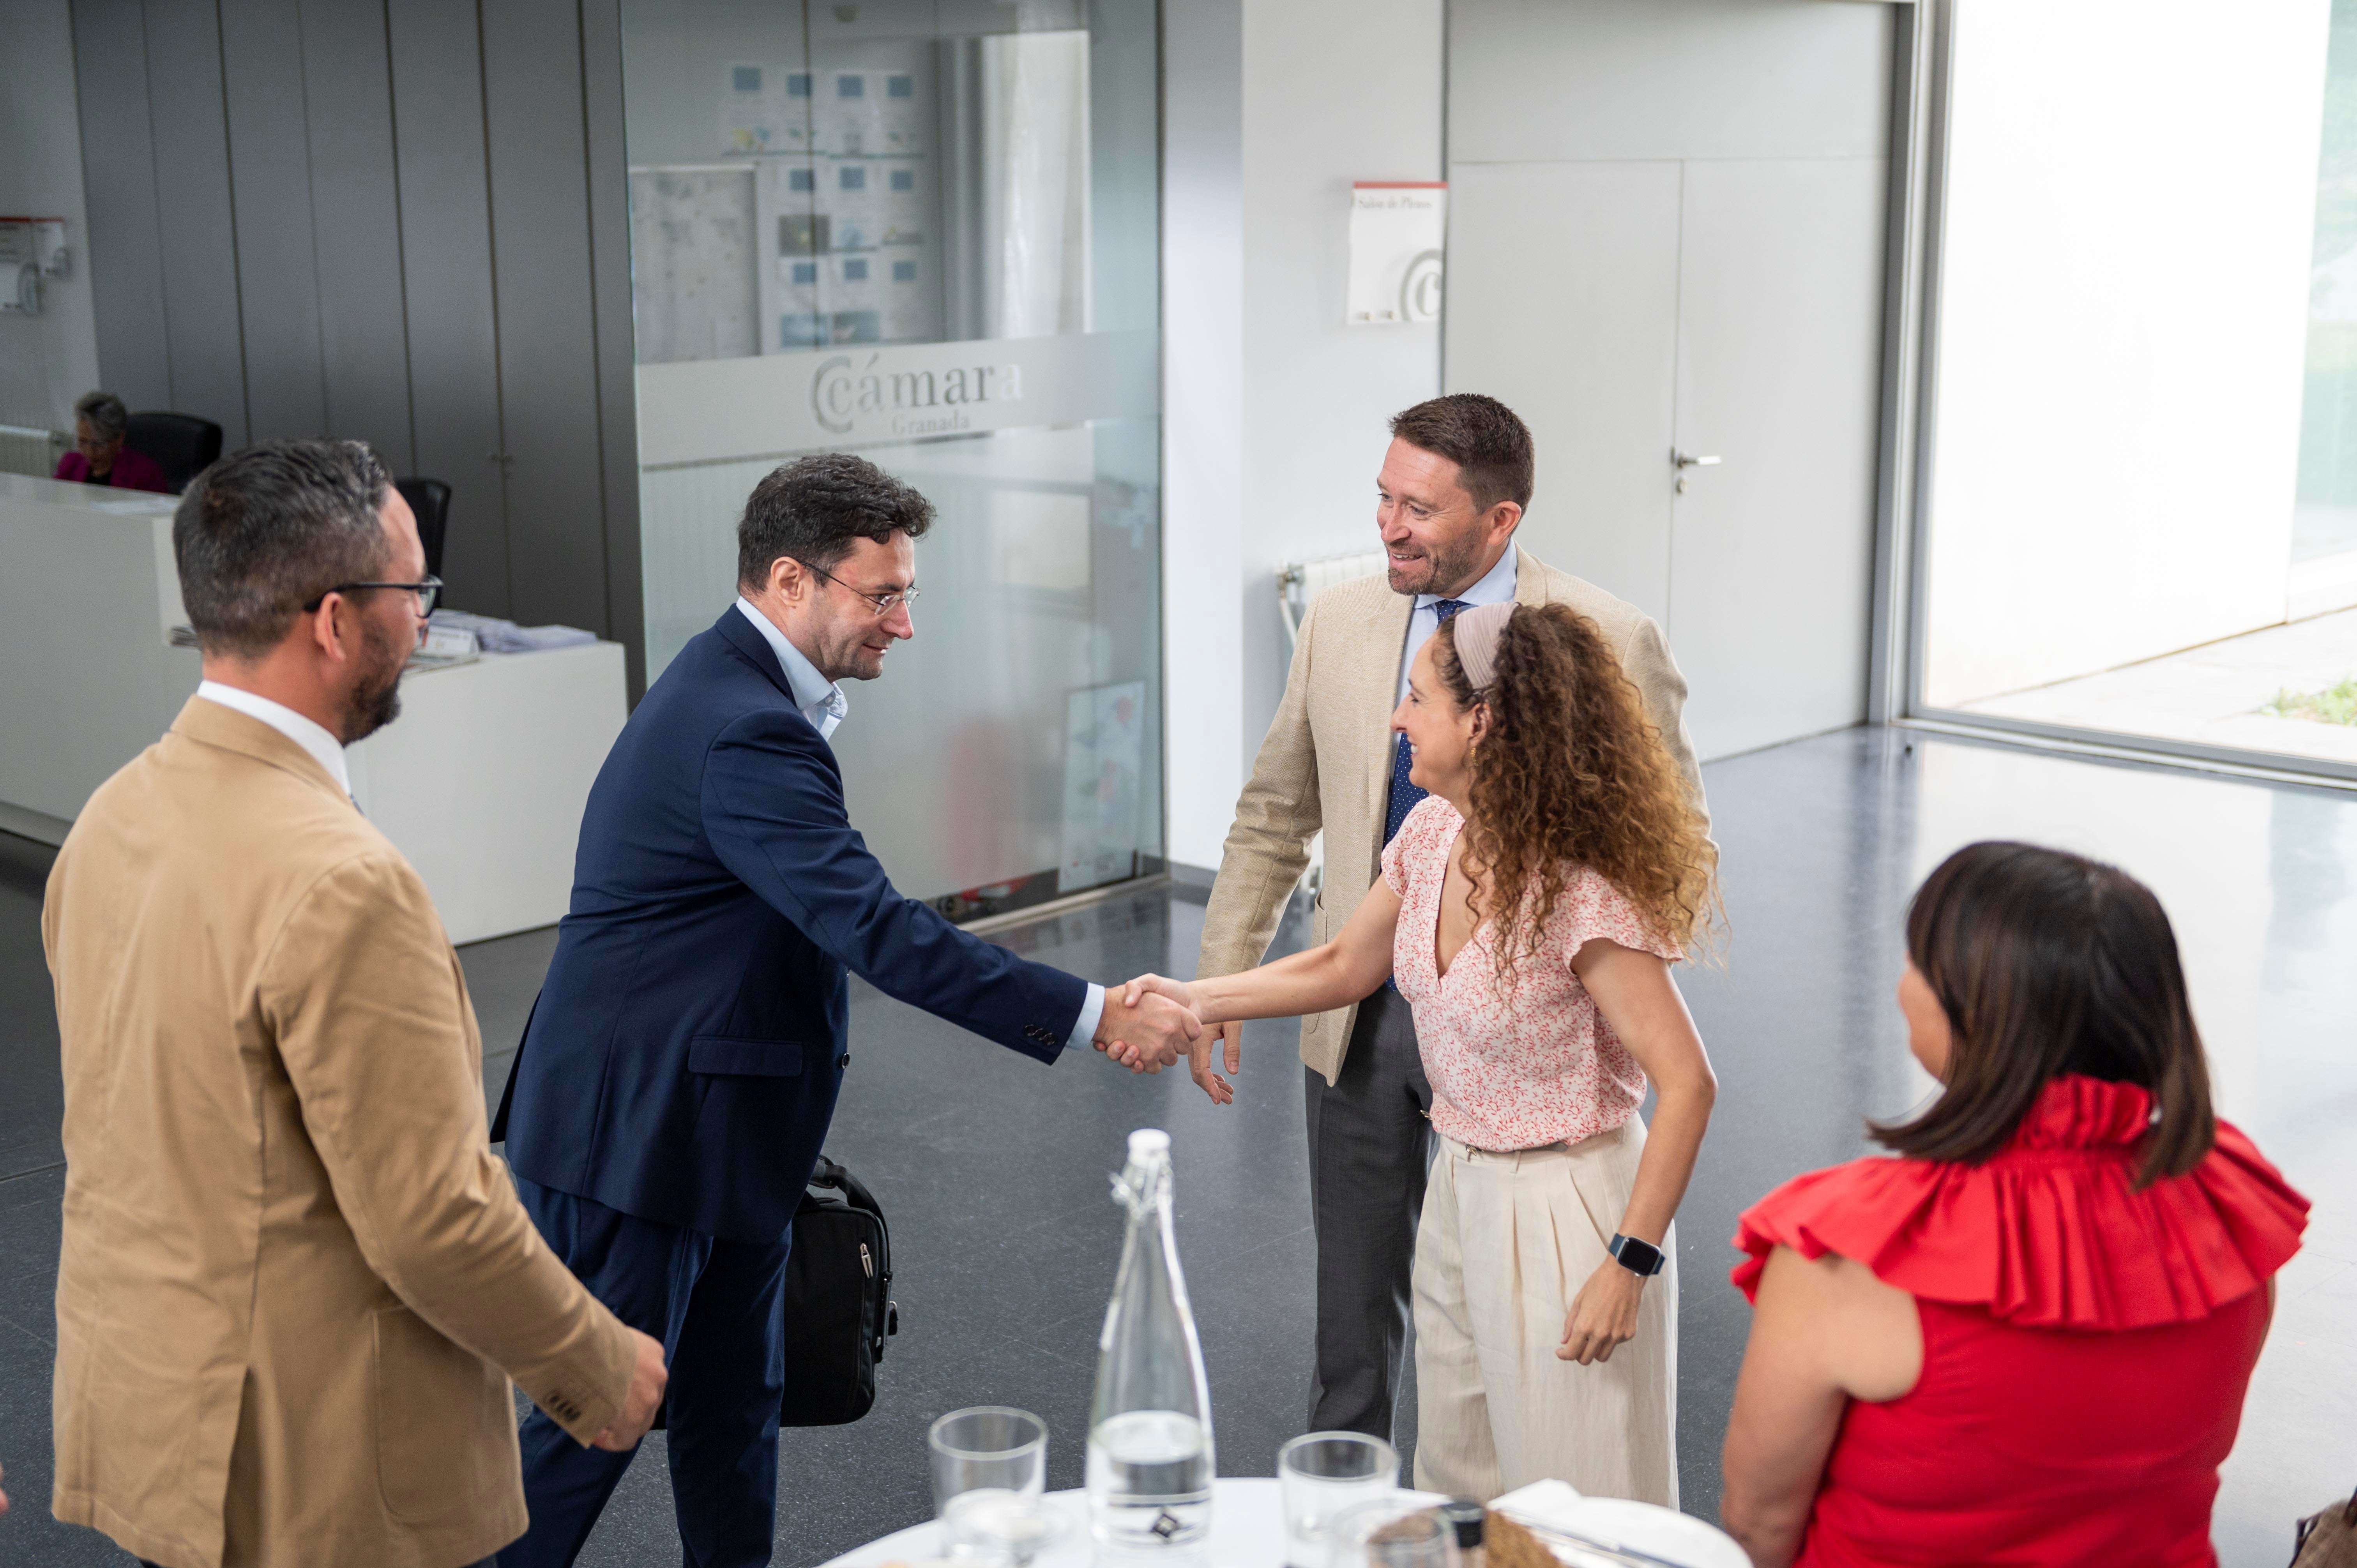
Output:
[816, 1476, 1752, 1567]
[819, 1477, 1290, 1566]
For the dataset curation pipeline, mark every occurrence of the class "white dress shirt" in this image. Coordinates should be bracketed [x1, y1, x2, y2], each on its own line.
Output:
[734, 597, 848, 740]
[194, 680, 353, 800]
[731, 597, 1105, 1050]
[1395, 544, 1523, 703]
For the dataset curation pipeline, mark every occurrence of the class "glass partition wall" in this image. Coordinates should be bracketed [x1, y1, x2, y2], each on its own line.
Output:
[1912, 0, 2357, 780]
[620, 0, 1161, 918]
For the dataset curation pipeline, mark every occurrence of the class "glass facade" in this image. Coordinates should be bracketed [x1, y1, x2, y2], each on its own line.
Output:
[619, 0, 1161, 916]
[1917, 1, 2357, 774]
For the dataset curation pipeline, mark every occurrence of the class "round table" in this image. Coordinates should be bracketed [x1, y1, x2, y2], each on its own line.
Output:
[817, 1476, 1751, 1567]
[820, 1478, 1290, 1566]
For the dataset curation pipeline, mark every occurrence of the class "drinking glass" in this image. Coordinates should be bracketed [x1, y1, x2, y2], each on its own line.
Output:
[929, 1407, 1059, 1564]
[1278, 1431, 1400, 1568]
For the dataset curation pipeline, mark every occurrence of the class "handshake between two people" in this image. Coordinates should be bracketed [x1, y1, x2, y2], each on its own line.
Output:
[1092, 975, 1239, 1108]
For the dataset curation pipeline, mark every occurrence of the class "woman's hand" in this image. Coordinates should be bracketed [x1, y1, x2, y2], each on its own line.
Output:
[1559, 1256, 1645, 1364]
[1115, 975, 1232, 1104]
[1119, 973, 1200, 1014]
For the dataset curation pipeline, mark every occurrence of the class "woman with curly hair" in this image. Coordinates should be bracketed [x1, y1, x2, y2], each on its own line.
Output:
[1120, 599, 1718, 1505]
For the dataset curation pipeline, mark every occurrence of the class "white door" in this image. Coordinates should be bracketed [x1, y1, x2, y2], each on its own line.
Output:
[1669, 159, 1887, 759]
[1445, 0, 1895, 763]
[1444, 161, 1684, 623]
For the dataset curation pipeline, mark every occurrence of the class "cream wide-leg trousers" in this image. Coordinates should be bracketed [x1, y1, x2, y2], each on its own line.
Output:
[1410, 1119, 1678, 1507]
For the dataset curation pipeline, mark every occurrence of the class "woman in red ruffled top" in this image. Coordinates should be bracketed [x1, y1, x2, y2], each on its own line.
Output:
[1719, 840, 2309, 1568]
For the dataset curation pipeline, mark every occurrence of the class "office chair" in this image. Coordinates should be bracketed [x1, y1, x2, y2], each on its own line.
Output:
[395, 477, 451, 579]
[124, 412, 224, 493]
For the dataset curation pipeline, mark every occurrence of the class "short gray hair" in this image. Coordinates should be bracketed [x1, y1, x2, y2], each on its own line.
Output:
[173, 440, 392, 659]
[74, 390, 128, 444]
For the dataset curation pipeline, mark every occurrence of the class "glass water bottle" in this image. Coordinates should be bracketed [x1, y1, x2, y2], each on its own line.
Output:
[1086, 1129, 1216, 1552]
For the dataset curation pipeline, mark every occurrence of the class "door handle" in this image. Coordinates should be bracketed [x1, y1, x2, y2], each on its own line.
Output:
[1673, 450, 1719, 494]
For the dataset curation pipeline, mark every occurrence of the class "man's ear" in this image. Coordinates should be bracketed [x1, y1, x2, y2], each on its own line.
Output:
[766, 554, 807, 602]
[306, 597, 348, 663]
[1487, 499, 1523, 540]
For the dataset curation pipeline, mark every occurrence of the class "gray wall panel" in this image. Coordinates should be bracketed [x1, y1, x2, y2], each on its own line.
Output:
[219, 0, 327, 441]
[481, 0, 608, 634]
[71, 0, 173, 412]
[388, 0, 511, 616]
[301, 0, 414, 472]
[581, 0, 643, 694]
[141, 0, 249, 445]
[73, 0, 646, 667]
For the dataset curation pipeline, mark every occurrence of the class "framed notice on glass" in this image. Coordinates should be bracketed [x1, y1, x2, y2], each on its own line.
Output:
[1347, 182, 1447, 326]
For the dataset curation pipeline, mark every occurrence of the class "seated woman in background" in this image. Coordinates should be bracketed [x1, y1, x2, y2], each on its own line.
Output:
[1121, 601, 1718, 1507]
[1719, 841, 2309, 1567]
[54, 390, 167, 493]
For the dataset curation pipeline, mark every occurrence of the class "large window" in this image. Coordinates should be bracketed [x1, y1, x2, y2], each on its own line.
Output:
[1915, 0, 2357, 776]
[620, 0, 1161, 917]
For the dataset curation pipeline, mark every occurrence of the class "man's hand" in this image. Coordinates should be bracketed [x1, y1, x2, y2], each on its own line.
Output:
[1104, 976, 1234, 1105]
[1207, 1020, 1244, 1103]
[1092, 985, 1201, 1077]
[590, 1327, 669, 1451]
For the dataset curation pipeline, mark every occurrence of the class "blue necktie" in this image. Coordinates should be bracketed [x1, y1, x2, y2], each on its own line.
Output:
[1383, 599, 1471, 848]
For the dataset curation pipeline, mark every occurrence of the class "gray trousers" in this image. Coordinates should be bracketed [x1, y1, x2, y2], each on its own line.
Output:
[1302, 983, 1433, 1441]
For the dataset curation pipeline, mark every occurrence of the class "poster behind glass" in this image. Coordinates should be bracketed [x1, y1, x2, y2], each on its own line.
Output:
[622, 0, 1161, 918]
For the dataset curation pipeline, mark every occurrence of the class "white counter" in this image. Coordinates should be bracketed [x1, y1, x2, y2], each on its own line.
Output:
[0, 472, 624, 944]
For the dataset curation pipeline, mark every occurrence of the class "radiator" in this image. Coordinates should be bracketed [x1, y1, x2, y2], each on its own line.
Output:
[1277, 548, 1388, 651]
[0, 424, 62, 478]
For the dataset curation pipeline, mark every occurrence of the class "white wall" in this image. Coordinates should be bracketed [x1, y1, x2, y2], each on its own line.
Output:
[0, 0, 102, 433]
[1922, 0, 2330, 707]
[1161, 0, 1444, 872]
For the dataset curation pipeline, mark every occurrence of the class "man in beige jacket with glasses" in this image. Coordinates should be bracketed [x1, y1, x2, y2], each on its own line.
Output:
[42, 440, 666, 1568]
[1194, 394, 1707, 1446]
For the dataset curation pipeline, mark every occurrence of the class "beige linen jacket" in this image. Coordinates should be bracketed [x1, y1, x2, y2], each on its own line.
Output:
[1197, 548, 1708, 1084]
[43, 697, 638, 1568]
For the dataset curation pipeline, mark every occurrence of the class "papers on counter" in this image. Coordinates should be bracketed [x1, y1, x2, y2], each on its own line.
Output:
[428, 609, 598, 653]
[92, 495, 180, 514]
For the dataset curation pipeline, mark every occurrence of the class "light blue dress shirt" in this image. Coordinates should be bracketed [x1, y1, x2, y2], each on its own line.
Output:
[1394, 545, 1523, 704]
[731, 597, 1105, 1050]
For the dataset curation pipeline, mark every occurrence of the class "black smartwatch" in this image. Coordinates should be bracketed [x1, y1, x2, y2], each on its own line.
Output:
[1608, 1233, 1666, 1278]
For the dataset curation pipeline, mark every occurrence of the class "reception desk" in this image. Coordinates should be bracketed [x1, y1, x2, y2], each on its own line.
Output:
[0, 473, 624, 944]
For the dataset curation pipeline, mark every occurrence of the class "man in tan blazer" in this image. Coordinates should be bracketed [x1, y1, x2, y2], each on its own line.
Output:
[1194, 394, 1707, 1444]
[42, 440, 667, 1568]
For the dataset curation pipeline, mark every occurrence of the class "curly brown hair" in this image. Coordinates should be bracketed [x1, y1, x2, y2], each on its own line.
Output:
[1434, 603, 1717, 976]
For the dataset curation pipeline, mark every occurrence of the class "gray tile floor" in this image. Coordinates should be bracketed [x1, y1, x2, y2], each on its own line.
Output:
[1, 726, 2352, 1566]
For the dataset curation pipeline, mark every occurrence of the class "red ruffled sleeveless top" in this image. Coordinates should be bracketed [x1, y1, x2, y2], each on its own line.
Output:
[1732, 1075, 2308, 1567]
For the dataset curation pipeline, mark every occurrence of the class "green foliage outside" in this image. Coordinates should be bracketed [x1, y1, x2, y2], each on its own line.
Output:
[2263, 678, 2357, 726]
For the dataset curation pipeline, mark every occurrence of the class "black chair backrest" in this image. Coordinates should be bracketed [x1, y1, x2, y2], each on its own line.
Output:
[395, 477, 452, 579]
[123, 412, 224, 493]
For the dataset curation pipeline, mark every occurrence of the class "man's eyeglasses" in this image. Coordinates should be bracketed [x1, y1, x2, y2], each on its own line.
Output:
[302, 575, 443, 617]
[799, 559, 920, 616]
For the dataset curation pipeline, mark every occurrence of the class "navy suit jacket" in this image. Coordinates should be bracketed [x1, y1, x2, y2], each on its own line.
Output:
[496, 607, 1087, 1243]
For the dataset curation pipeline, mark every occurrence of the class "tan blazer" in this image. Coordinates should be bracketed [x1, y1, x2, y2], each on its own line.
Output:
[1197, 548, 1708, 1084]
[42, 697, 637, 1568]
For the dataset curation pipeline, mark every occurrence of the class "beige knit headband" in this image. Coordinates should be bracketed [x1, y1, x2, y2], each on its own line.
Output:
[1449, 600, 1518, 695]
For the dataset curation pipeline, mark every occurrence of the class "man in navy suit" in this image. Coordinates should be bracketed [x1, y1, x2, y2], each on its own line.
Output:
[492, 454, 1201, 1567]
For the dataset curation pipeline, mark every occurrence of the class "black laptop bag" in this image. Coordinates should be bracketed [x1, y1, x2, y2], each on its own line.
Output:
[777, 1155, 898, 1426]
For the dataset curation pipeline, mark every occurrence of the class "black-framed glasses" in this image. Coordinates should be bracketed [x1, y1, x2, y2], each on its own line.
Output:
[302, 575, 443, 617]
[799, 559, 920, 616]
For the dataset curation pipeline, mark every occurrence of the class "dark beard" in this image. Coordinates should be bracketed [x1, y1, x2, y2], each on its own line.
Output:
[1390, 531, 1489, 598]
[339, 621, 408, 744]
